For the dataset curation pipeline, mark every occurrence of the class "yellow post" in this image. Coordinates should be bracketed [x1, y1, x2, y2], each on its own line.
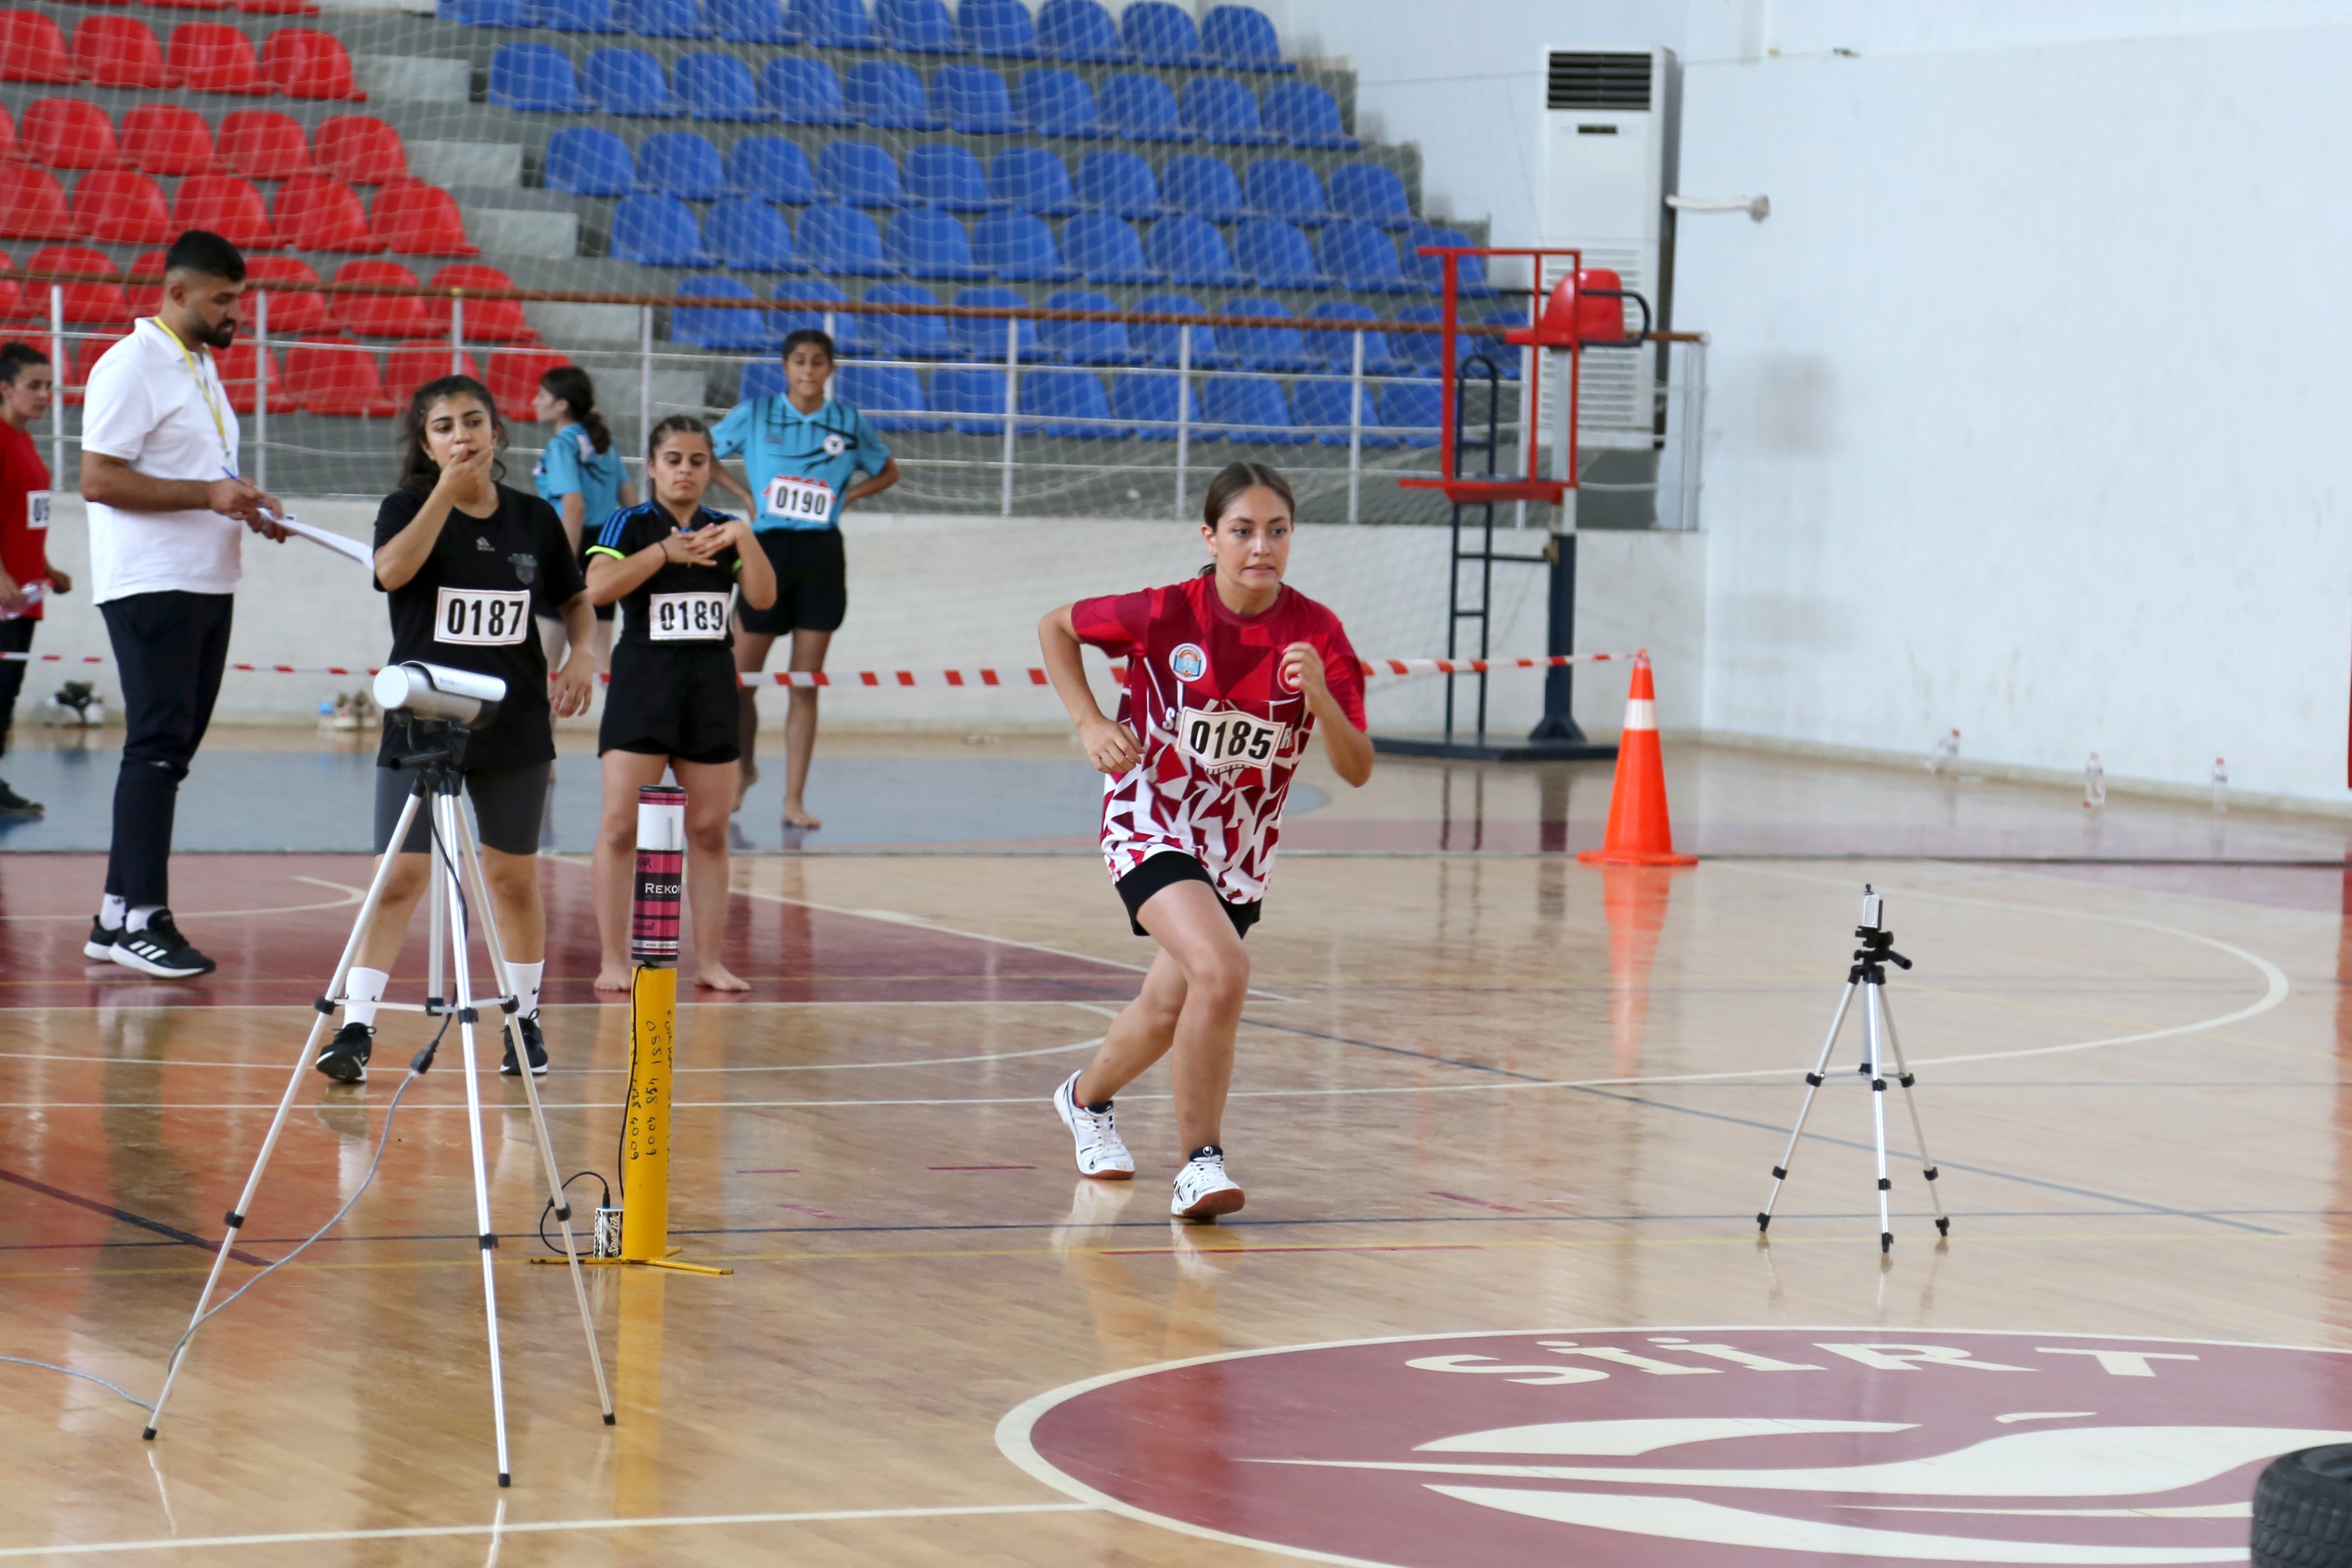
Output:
[620, 963, 674, 1262]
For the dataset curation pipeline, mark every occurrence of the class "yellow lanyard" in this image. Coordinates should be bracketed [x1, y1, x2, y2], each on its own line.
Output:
[150, 317, 234, 475]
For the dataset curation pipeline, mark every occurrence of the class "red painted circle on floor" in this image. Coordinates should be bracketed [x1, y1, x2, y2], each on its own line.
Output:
[1000, 1328, 2352, 1566]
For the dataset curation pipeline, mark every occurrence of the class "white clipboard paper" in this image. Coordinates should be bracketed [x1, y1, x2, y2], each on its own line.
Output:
[278, 517, 376, 568]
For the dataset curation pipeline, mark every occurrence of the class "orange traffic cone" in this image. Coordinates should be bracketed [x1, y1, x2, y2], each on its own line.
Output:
[1577, 651, 1697, 866]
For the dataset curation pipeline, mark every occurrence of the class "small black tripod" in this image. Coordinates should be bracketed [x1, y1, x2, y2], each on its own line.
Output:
[1757, 886, 1949, 1253]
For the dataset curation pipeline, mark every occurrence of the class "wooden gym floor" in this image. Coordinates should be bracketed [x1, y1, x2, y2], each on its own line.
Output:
[5, 739, 2351, 1565]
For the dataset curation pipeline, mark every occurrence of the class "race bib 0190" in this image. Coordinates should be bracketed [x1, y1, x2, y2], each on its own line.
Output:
[1178, 706, 1289, 772]
[763, 474, 836, 524]
[25, 490, 48, 532]
[435, 587, 532, 647]
[647, 591, 732, 642]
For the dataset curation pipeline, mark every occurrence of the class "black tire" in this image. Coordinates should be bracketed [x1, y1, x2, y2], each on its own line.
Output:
[2253, 1446, 2352, 1568]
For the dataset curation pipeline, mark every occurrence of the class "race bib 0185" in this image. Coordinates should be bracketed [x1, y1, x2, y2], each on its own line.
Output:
[647, 591, 732, 642]
[435, 587, 532, 647]
[25, 490, 48, 532]
[763, 474, 836, 524]
[1178, 706, 1289, 772]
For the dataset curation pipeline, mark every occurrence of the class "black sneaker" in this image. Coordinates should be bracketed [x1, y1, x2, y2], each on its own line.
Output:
[83, 916, 123, 962]
[501, 1013, 548, 1077]
[110, 912, 217, 979]
[0, 779, 41, 818]
[314, 1021, 373, 1084]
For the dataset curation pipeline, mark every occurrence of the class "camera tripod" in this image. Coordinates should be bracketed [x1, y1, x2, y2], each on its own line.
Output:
[1757, 886, 1950, 1253]
[144, 719, 613, 1484]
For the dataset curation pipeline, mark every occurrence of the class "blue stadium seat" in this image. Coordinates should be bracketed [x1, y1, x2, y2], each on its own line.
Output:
[1293, 376, 1395, 446]
[1200, 371, 1308, 443]
[490, 44, 586, 111]
[864, 281, 961, 357]
[1022, 366, 1123, 436]
[972, 209, 1075, 280]
[768, 277, 865, 352]
[1120, 1, 1208, 65]
[930, 365, 1011, 432]
[1145, 214, 1245, 287]
[876, 0, 958, 53]
[1244, 157, 1329, 224]
[740, 360, 788, 397]
[788, 0, 879, 47]
[798, 202, 899, 274]
[672, 275, 773, 349]
[904, 145, 996, 210]
[817, 140, 907, 206]
[1328, 162, 1410, 229]
[1037, 0, 1126, 62]
[1201, 5, 1292, 71]
[1382, 378, 1440, 447]
[1181, 78, 1276, 145]
[1042, 288, 1140, 364]
[884, 208, 987, 278]
[1100, 74, 1193, 141]
[1016, 69, 1108, 137]
[958, 0, 1037, 58]
[1305, 300, 1410, 375]
[545, 126, 635, 195]
[1131, 291, 1235, 366]
[1061, 214, 1160, 284]
[845, 60, 945, 129]
[449, 0, 531, 26]
[709, 0, 798, 42]
[1320, 221, 1411, 292]
[586, 48, 684, 117]
[759, 57, 854, 124]
[1073, 150, 1165, 217]
[1405, 224, 1495, 297]
[729, 135, 817, 202]
[1392, 306, 1467, 375]
[613, 193, 713, 263]
[1264, 80, 1357, 148]
[1478, 307, 1526, 378]
[1113, 371, 1208, 440]
[931, 65, 1024, 133]
[1234, 218, 1326, 288]
[989, 148, 1080, 215]
[616, 0, 710, 36]
[707, 198, 804, 270]
[536, 0, 621, 32]
[950, 286, 1040, 358]
[636, 131, 729, 198]
[1217, 295, 1312, 370]
[1160, 154, 1251, 222]
[835, 362, 943, 431]
[676, 53, 775, 121]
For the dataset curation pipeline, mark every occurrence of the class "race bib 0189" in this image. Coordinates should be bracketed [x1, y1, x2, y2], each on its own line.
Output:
[1178, 706, 1289, 772]
[435, 587, 532, 647]
[25, 490, 48, 532]
[647, 591, 732, 642]
[763, 474, 836, 524]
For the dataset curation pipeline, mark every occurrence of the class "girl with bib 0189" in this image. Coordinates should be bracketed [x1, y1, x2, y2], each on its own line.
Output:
[1037, 462, 1372, 1220]
[311, 376, 598, 1086]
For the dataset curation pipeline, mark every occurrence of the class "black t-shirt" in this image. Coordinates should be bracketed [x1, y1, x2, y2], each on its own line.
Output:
[586, 500, 743, 652]
[372, 482, 586, 769]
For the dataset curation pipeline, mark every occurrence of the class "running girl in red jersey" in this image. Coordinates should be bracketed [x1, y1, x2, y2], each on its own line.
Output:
[1038, 462, 1374, 1220]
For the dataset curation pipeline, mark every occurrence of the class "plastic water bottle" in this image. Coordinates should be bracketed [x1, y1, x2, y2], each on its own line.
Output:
[2211, 758, 2228, 814]
[2082, 752, 2105, 808]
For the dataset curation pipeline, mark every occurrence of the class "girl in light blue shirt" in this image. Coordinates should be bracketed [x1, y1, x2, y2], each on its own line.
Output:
[531, 365, 635, 671]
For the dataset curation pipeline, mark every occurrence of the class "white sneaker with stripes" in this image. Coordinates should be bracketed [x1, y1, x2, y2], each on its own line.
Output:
[1171, 1147, 1245, 1221]
[1053, 1071, 1135, 1180]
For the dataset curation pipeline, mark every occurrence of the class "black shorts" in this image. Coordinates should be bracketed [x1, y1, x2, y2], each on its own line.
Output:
[598, 645, 741, 765]
[1115, 851, 1260, 939]
[737, 527, 845, 637]
[373, 760, 548, 857]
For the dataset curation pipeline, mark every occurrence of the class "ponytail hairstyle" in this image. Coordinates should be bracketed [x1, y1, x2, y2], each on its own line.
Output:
[539, 364, 613, 454]
[647, 412, 711, 460]
[394, 374, 505, 492]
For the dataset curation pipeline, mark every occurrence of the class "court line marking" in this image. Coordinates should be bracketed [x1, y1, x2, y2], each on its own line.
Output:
[0, 1501, 1098, 1558]
[0, 877, 367, 924]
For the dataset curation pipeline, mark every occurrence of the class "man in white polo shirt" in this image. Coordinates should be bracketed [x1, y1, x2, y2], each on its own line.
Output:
[79, 230, 287, 980]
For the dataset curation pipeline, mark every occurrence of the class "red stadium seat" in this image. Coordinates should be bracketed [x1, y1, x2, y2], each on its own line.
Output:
[276, 173, 382, 254]
[333, 260, 432, 337]
[384, 344, 482, 401]
[0, 254, 21, 323]
[171, 174, 280, 250]
[243, 255, 329, 335]
[215, 339, 280, 413]
[26, 247, 130, 326]
[428, 265, 536, 343]
[0, 167, 78, 241]
[121, 104, 219, 176]
[0, 13, 76, 84]
[218, 110, 310, 180]
[126, 247, 165, 316]
[483, 347, 570, 421]
[72, 171, 172, 244]
[285, 333, 396, 416]
[71, 16, 169, 88]
[21, 100, 122, 172]
[261, 29, 363, 101]
[312, 117, 405, 185]
[0, 106, 17, 165]
[168, 22, 268, 94]
[63, 331, 131, 406]
[370, 179, 474, 257]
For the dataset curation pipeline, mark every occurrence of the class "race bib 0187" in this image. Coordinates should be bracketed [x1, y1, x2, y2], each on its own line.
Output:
[1178, 706, 1289, 772]
[25, 490, 48, 532]
[435, 587, 532, 647]
[647, 591, 732, 642]
[762, 474, 836, 524]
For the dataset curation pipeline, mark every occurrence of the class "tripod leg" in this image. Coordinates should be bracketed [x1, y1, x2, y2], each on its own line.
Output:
[1877, 992, 1949, 1237]
[1759, 981, 1858, 1232]
[145, 790, 422, 1439]
[453, 816, 616, 1426]
[1864, 982, 1893, 1253]
[437, 793, 514, 1486]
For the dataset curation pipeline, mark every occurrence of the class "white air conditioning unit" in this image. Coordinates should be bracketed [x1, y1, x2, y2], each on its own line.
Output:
[1534, 45, 1677, 456]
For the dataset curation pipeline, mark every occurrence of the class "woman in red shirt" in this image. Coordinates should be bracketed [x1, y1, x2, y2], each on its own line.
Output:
[0, 342, 67, 818]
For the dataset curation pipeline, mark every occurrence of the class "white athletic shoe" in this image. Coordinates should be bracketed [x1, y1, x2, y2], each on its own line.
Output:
[1053, 1071, 1135, 1180]
[1171, 1147, 1245, 1221]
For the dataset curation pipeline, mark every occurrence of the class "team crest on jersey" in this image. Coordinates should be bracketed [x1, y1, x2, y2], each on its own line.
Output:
[823, 433, 848, 457]
[1169, 643, 1207, 681]
[509, 553, 537, 584]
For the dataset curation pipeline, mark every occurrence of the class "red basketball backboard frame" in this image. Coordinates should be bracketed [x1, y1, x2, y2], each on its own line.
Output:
[1395, 245, 1585, 507]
